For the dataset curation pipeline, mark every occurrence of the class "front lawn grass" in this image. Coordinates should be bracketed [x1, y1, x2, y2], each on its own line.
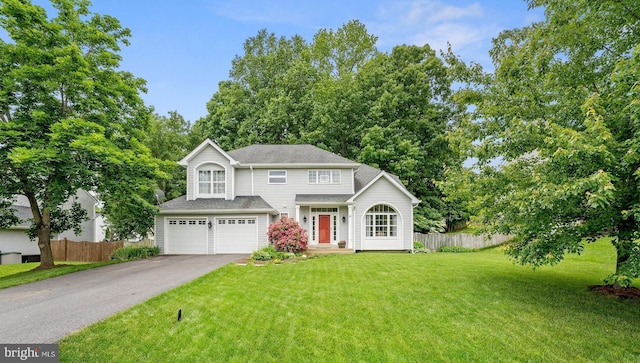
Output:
[60, 239, 640, 362]
[0, 261, 114, 290]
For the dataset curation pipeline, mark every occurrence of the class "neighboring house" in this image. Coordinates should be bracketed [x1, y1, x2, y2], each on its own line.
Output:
[155, 139, 420, 254]
[0, 190, 106, 259]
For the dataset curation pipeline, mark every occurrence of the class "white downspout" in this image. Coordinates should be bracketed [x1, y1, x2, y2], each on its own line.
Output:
[250, 166, 254, 196]
[348, 205, 354, 251]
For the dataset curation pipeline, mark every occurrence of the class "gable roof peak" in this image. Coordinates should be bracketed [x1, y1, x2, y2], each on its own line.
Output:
[179, 139, 237, 166]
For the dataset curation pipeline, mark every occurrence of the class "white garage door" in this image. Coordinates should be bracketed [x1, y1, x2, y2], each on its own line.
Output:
[166, 218, 208, 254]
[215, 218, 257, 253]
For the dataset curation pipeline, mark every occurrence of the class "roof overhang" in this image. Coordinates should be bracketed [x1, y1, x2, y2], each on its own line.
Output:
[295, 194, 353, 206]
[178, 139, 238, 167]
[235, 163, 360, 169]
[159, 208, 279, 215]
[348, 171, 421, 204]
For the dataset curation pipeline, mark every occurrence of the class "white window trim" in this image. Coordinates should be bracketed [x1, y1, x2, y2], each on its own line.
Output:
[195, 163, 226, 199]
[308, 170, 341, 184]
[365, 204, 398, 238]
[310, 207, 340, 244]
[268, 170, 287, 184]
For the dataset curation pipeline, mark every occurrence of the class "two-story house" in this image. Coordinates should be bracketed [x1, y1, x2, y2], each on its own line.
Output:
[155, 139, 420, 254]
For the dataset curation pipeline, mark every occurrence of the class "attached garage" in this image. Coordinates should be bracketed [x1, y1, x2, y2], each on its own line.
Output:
[163, 216, 259, 254]
[157, 195, 276, 254]
[214, 217, 257, 253]
[165, 218, 208, 254]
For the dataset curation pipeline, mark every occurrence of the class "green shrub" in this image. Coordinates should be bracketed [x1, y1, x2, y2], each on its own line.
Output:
[110, 245, 160, 261]
[251, 246, 277, 261]
[438, 245, 473, 253]
[413, 241, 430, 253]
[251, 246, 298, 262]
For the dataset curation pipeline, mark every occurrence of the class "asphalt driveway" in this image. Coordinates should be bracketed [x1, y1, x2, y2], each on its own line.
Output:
[0, 254, 245, 343]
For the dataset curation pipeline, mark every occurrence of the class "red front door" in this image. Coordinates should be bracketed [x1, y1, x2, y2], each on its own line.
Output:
[319, 215, 331, 243]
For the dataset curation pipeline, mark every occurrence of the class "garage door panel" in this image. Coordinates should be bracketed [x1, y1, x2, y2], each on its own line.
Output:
[215, 218, 256, 253]
[166, 218, 207, 254]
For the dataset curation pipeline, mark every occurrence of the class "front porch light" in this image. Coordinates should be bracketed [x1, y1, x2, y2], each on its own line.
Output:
[342, 216, 346, 223]
[303, 216, 307, 223]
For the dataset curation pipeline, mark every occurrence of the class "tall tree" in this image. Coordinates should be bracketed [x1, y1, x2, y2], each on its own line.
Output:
[197, 21, 462, 231]
[447, 0, 640, 287]
[144, 110, 191, 201]
[357, 44, 458, 232]
[0, 0, 164, 268]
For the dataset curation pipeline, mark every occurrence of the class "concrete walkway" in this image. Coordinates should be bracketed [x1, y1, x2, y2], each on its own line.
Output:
[0, 255, 244, 343]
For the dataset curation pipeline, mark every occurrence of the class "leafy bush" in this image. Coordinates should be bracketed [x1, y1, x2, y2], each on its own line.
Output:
[251, 246, 297, 262]
[438, 245, 473, 253]
[252, 246, 277, 261]
[110, 245, 160, 261]
[268, 217, 308, 253]
[413, 241, 430, 253]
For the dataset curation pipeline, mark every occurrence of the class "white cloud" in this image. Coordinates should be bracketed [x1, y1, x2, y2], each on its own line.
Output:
[367, 0, 501, 68]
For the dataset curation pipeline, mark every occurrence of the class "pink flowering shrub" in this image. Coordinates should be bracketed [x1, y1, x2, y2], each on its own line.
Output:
[267, 217, 308, 253]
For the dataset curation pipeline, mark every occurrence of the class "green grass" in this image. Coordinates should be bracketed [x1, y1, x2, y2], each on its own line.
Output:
[60, 239, 640, 362]
[0, 261, 115, 290]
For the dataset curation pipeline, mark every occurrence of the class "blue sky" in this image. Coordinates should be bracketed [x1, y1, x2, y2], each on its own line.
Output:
[30, 0, 544, 123]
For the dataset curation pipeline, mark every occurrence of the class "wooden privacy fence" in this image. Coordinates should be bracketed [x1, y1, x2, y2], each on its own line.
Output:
[52, 238, 123, 262]
[413, 233, 512, 251]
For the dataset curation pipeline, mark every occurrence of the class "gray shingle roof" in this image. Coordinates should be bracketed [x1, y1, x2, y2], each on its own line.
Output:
[10, 205, 32, 228]
[354, 164, 383, 193]
[228, 144, 359, 165]
[159, 196, 276, 213]
[295, 194, 353, 204]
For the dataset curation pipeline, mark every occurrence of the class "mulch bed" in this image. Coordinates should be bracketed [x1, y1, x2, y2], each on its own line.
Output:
[589, 285, 640, 300]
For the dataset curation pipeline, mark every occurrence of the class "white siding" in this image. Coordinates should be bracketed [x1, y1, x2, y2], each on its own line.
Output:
[352, 177, 414, 251]
[155, 215, 165, 253]
[0, 230, 39, 255]
[57, 218, 98, 242]
[234, 169, 254, 196]
[57, 190, 100, 242]
[252, 168, 353, 219]
[186, 145, 234, 200]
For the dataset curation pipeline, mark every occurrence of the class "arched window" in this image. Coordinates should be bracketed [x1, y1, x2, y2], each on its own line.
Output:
[197, 164, 225, 198]
[365, 205, 398, 237]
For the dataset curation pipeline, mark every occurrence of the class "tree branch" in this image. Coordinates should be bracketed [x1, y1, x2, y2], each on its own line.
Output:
[612, 0, 640, 22]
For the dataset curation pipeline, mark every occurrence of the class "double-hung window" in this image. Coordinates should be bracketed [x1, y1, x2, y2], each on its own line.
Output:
[308, 170, 341, 184]
[198, 168, 225, 197]
[269, 170, 287, 184]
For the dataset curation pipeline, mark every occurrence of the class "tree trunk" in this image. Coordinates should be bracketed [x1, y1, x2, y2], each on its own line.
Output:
[37, 220, 55, 269]
[613, 216, 636, 288]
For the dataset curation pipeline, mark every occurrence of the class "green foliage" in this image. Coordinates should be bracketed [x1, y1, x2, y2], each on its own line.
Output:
[446, 0, 640, 286]
[250, 246, 296, 262]
[0, 0, 166, 266]
[143, 111, 191, 201]
[109, 245, 160, 261]
[412, 241, 430, 253]
[438, 245, 473, 253]
[195, 21, 463, 232]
